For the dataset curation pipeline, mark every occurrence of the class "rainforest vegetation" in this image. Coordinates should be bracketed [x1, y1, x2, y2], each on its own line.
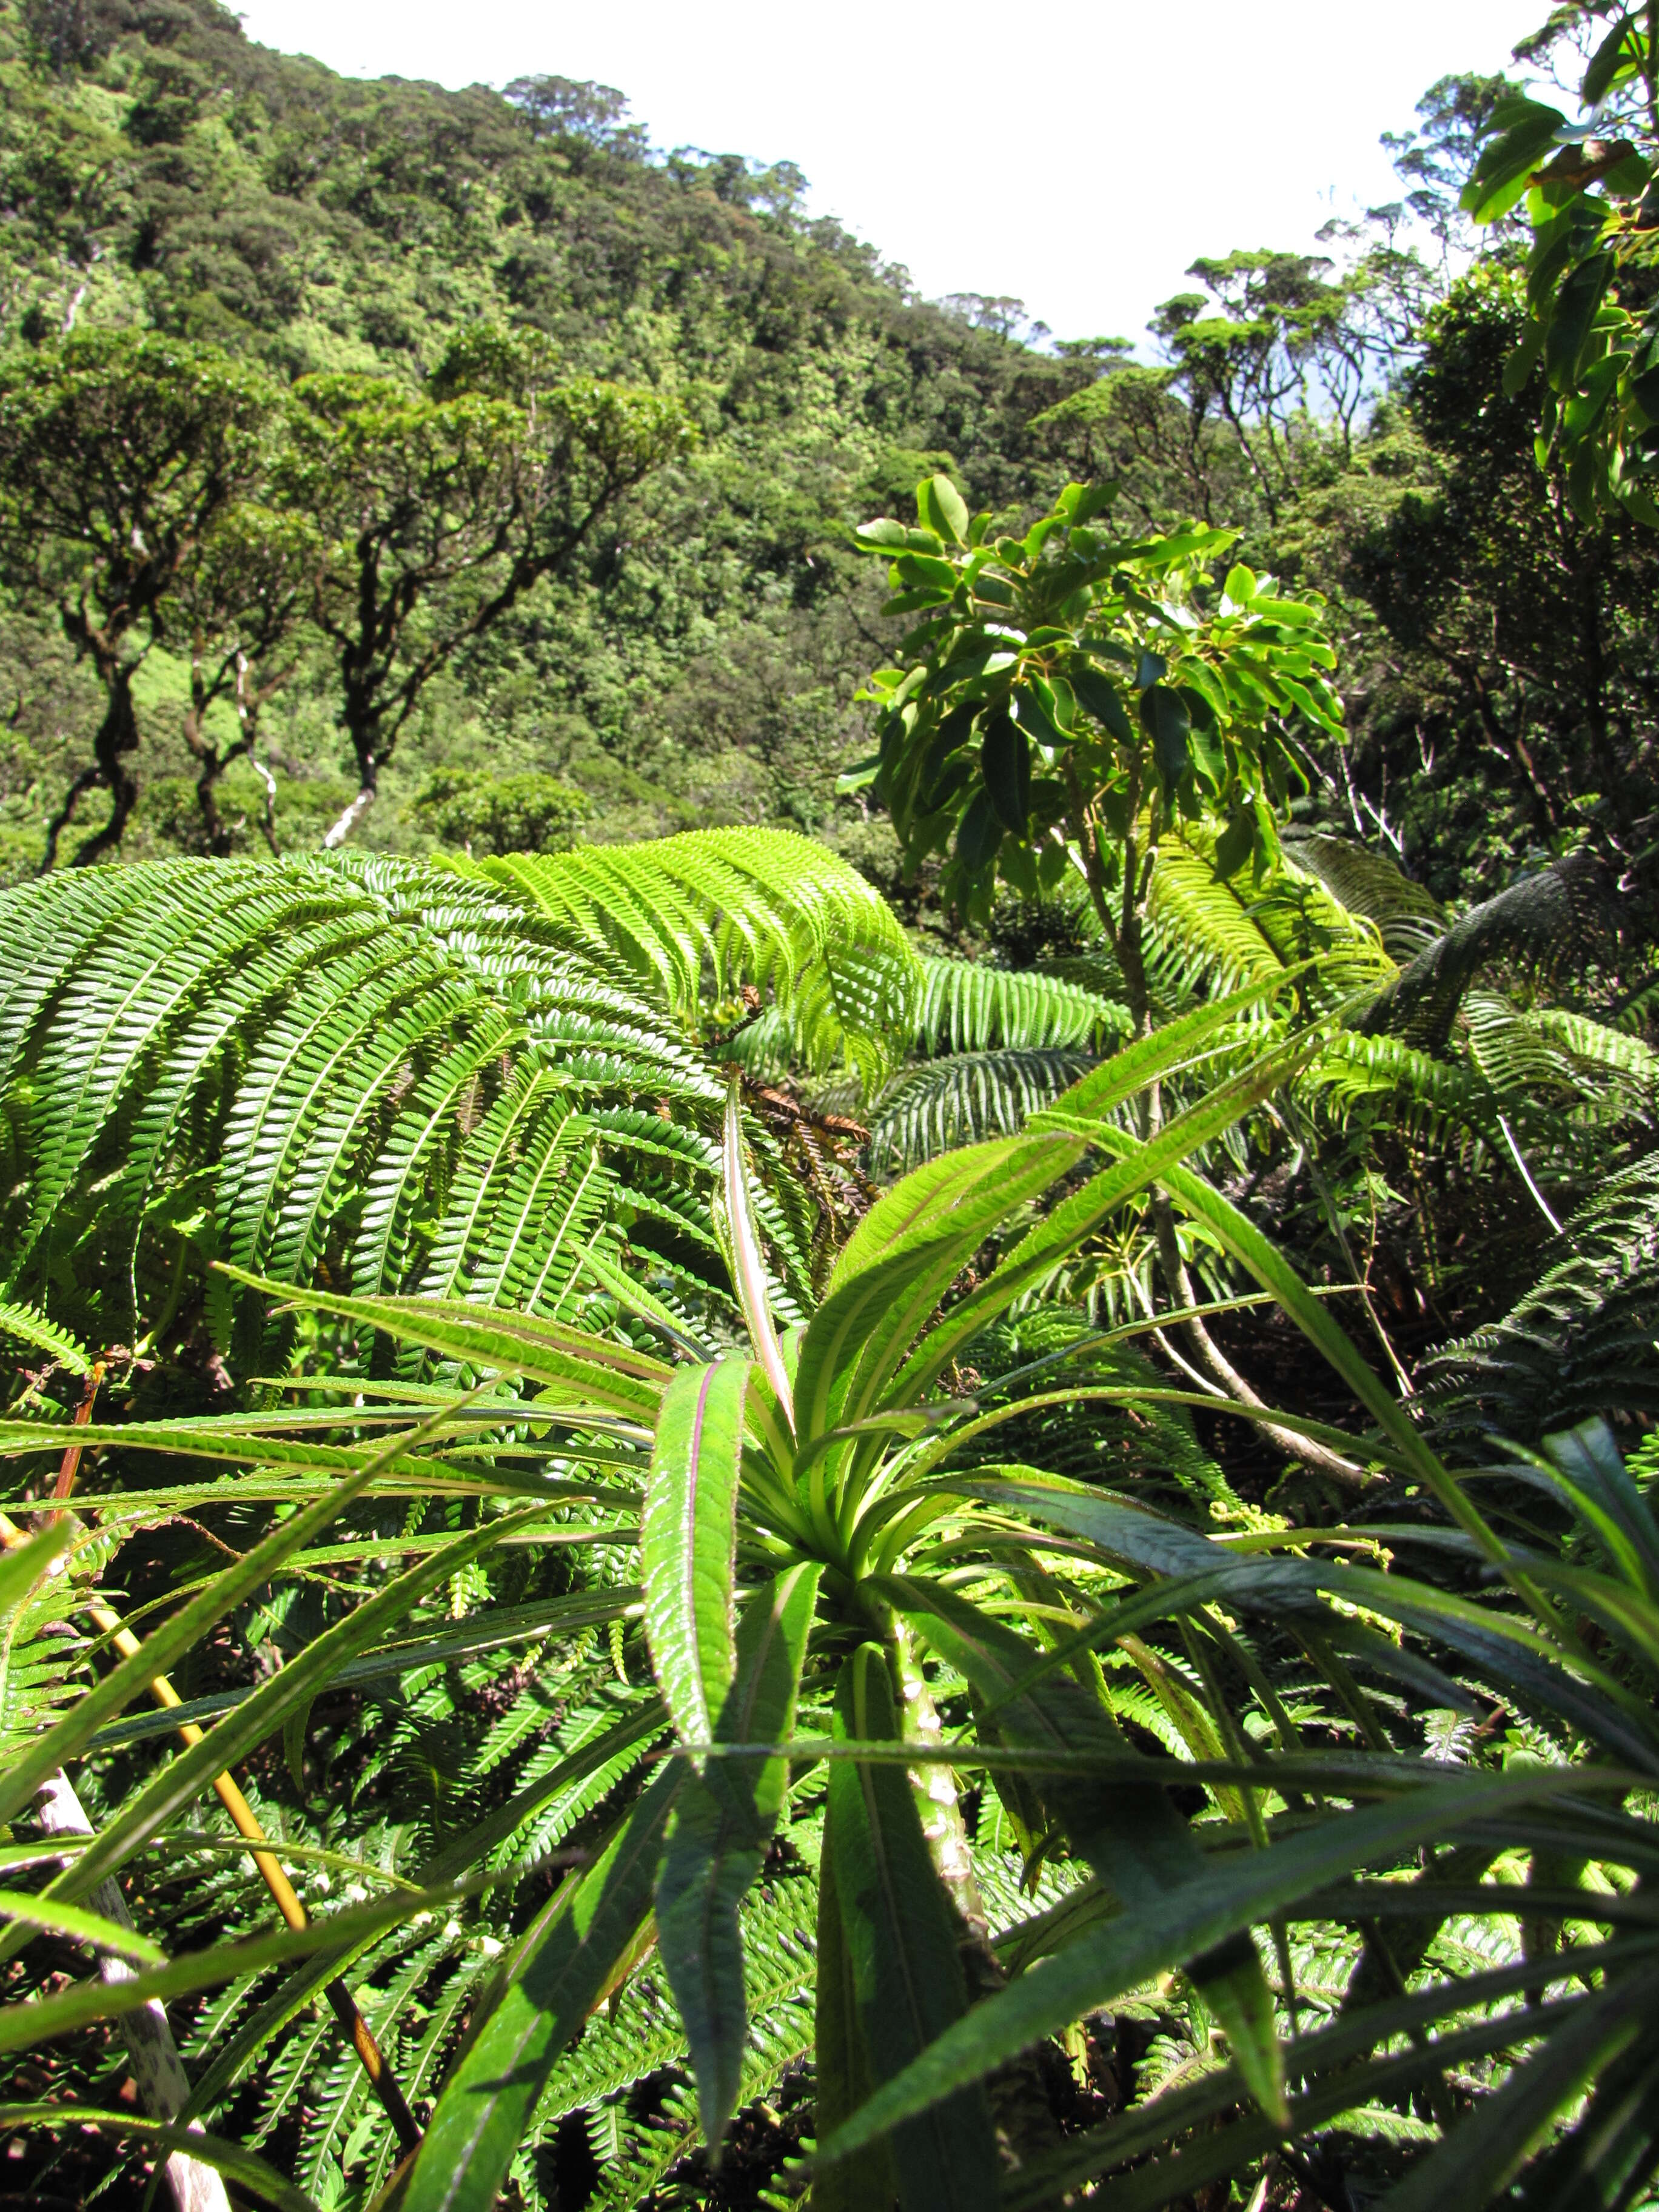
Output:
[8, 2, 1659, 2209]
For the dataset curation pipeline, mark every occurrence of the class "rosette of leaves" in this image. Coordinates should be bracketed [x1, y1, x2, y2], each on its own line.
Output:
[842, 474, 1344, 1027]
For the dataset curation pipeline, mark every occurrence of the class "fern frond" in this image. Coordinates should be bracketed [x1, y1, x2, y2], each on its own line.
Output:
[1359, 849, 1615, 1050]
[0, 845, 850, 1355]
[1282, 827, 1443, 960]
[910, 956, 1125, 1053]
[0, 1298, 91, 1375]
[868, 1049, 1095, 1171]
[458, 828, 920, 1079]
[1421, 1148, 1659, 1440]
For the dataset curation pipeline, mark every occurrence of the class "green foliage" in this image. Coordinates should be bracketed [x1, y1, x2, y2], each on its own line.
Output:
[850, 479, 1343, 1041]
[5, 16, 1659, 2212]
[0, 328, 279, 864]
[0, 827, 910, 1366]
[0, 803, 1657, 2212]
[1463, 7, 1659, 525]
[409, 768, 591, 855]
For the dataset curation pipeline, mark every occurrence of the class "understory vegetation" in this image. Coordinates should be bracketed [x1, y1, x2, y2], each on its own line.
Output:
[8, 4, 1659, 2211]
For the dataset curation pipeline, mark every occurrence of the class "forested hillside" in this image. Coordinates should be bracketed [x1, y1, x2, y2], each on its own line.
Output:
[2, 0, 1655, 918]
[0, 0, 1097, 870]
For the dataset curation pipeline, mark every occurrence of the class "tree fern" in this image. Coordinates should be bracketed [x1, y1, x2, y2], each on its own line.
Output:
[0, 842, 871, 1361]
[455, 827, 919, 1081]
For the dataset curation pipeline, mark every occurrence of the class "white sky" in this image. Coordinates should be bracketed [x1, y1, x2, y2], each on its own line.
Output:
[236, 0, 1533, 346]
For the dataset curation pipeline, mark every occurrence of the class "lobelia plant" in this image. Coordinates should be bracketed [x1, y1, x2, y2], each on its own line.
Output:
[10, 993, 1659, 2210]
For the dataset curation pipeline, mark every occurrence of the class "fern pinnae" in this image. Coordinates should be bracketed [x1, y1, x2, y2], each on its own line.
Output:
[415, 1068, 568, 1312]
[0, 1297, 92, 1375]
[349, 1007, 526, 1298]
[110, 910, 383, 1231]
[0, 862, 156, 1095]
[210, 942, 447, 1313]
[265, 984, 476, 1295]
[870, 1048, 1096, 1170]
[467, 1111, 595, 1314]
[509, 1144, 615, 1317]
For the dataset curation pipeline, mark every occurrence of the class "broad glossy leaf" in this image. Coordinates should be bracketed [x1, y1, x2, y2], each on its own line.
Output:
[643, 1353, 751, 1748]
[655, 1563, 822, 2148]
[404, 1766, 681, 2212]
[918, 472, 970, 546]
[981, 709, 1031, 833]
[818, 1643, 998, 2211]
[1141, 683, 1191, 783]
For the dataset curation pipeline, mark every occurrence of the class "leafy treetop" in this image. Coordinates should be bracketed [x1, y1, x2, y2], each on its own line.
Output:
[845, 474, 1344, 1029]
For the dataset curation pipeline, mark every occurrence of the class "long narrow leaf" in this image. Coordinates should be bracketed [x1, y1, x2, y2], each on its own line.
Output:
[820, 1642, 999, 2212]
[643, 1355, 751, 1749]
[404, 1765, 682, 2212]
[655, 1562, 822, 2148]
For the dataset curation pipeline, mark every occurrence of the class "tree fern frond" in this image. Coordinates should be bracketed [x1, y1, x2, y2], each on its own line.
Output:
[1421, 1148, 1659, 1440]
[1282, 826, 1444, 960]
[910, 956, 1125, 1053]
[1532, 1007, 1659, 1091]
[350, 1011, 524, 1298]
[458, 828, 920, 1078]
[868, 1049, 1096, 1171]
[1146, 836, 1286, 993]
[1359, 849, 1616, 1050]
[0, 847, 785, 1352]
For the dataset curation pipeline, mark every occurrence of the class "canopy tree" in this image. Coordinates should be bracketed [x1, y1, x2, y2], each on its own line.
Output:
[280, 330, 693, 847]
[162, 500, 317, 855]
[0, 329, 275, 865]
[1463, 4, 1659, 525]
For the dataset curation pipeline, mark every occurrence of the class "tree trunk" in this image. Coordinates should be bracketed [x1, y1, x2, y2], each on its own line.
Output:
[70, 662, 142, 867]
[323, 776, 377, 849]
